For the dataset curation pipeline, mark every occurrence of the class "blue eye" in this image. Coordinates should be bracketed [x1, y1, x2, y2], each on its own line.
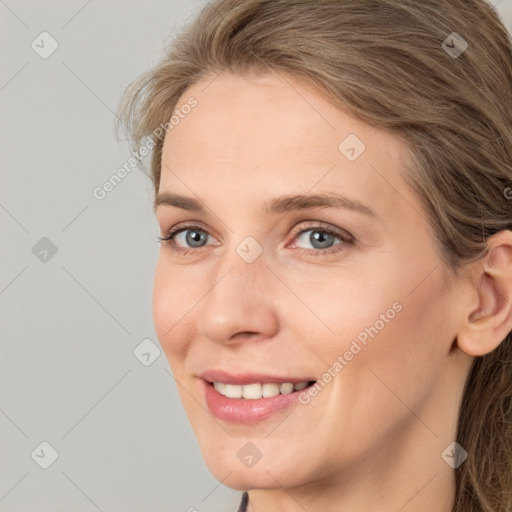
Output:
[158, 222, 354, 257]
[173, 228, 210, 248]
[158, 226, 214, 253]
[294, 228, 341, 250]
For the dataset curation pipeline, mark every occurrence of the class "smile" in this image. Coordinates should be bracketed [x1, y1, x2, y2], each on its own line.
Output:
[212, 381, 313, 399]
[201, 373, 317, 424]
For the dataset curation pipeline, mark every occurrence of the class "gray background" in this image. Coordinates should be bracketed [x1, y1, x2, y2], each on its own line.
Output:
[1, 1, 511, 511]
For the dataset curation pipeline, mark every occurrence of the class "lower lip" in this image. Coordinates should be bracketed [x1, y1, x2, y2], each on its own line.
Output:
[203, 380, 308, 424]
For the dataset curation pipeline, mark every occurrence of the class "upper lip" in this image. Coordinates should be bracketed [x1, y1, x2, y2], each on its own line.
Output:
[200, 369, 316, 385]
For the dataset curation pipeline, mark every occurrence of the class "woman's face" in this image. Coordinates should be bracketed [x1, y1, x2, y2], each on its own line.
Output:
[153, 72, 472, 491]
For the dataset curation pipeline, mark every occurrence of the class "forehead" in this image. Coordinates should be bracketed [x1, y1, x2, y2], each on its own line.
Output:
[163, 71, 390, 164]
[159, 71, 416, 226]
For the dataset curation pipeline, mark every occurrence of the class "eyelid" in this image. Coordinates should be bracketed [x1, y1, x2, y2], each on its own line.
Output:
[287, 220, 354, 243]
[160, 221, 217, 240]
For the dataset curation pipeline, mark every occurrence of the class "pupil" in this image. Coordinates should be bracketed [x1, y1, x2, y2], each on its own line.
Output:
[186, 230, 206, 247]
[311, 231, 333, 249]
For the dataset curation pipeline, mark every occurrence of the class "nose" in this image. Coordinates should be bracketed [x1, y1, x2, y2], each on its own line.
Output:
[196, 251, 279, 345]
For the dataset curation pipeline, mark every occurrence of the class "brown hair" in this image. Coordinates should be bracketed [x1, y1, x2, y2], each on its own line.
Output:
[116, 1, 512, 510]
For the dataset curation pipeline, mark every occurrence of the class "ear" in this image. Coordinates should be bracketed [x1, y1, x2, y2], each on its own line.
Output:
[457, 230, 512, 357]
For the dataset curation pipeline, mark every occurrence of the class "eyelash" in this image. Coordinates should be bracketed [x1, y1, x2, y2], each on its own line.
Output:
[157, 221, 354, 257]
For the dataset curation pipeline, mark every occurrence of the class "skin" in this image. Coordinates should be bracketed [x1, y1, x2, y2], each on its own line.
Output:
[152, 71, 512, 512]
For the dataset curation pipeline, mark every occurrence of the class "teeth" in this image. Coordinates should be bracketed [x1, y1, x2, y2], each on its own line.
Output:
[262, 383, 280, 397]
[279, 383, 294, 394]
[224, 384, 243, 399]
[212, 381, 311, 399]
[242, 383, 262, 399]
[213, 382, 226, 394]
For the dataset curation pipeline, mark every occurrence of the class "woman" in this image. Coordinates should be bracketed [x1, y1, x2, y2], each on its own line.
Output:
[116, 1, 512, 510]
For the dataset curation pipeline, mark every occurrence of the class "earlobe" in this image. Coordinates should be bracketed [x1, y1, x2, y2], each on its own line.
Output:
[457, 231, 512, 357]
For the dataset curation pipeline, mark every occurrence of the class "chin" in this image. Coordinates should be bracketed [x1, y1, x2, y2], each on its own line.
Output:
[201, 446, 312, 491]
[208, 466, 293, 491]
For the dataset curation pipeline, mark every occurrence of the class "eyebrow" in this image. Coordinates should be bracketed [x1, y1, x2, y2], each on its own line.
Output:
[154, 191, 377, 217]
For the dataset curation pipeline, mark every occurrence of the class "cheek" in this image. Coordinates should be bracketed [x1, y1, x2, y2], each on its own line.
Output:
[297, 265, 452, 410]
[338, 275, 452, 422]
[152, 257, 196, 364]
[303, 255, 452, 362]
[285, 269, 398, 353]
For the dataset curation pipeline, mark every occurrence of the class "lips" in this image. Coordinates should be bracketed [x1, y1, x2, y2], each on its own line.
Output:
[200, 370, 316, 424]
